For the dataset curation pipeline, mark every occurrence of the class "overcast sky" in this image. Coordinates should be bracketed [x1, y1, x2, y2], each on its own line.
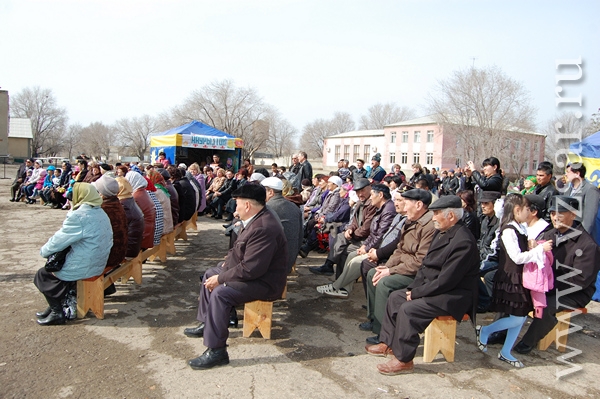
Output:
[1, 0, 598, 134]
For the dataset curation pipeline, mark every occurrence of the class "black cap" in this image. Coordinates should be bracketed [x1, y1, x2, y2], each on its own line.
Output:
[354, 178, 371, 191]
[524, 194, 545, 213]
[401, 188, 432, 206]
[548, 195, 579, 213]
[100, 163, 111, 172]
[429, 195, 462, 210]
[232, 184, 266, 204]
[478, 191, 501, 203]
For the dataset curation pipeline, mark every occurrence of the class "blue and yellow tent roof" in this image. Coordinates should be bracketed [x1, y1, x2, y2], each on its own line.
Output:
[150, 120, 244, 149]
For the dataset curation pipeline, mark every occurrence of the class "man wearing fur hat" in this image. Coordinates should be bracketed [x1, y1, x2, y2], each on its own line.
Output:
[368, 153, 386, 183]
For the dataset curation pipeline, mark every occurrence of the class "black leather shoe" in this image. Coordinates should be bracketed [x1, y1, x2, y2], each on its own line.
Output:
[37, 310, 66, 326]
[229, 309, 239, 328]
[36, 307, 52, 319]
[366, 335, 381, 345]
[514, 341, 534, 355]
[487, 331, 507, 345]
[184, 323, 205, 338]
[308, 265, 334, 276]
[188, 347, 230, 370]
[298, 245, 309, 258]
[359, 320, 373, 331]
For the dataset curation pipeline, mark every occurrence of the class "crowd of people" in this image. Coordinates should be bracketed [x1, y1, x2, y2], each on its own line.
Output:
[15, 150, 600, 375]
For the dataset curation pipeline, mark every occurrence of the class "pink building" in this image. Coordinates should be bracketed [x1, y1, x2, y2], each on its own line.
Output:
[323, 115, 546, 177]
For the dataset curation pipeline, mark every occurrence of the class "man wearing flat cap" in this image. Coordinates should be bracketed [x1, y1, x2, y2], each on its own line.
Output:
[476, 191, 502, 312]
[184, 184, 288, 369]
[366, 195, 479, 375]
[362, 188, 436, 342]
[515, 195, 600, 354]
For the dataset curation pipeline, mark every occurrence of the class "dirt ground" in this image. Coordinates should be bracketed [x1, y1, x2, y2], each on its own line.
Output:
[1, 164, 599, 399]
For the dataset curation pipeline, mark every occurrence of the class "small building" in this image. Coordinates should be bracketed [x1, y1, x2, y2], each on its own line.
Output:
[322, 129, 386, 170]
[8, 118, 33, 161]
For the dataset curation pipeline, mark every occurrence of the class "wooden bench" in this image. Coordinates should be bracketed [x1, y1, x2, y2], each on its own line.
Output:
[76, 253, 143, 319]
[537, 308, 588, 352]
[422, 314, 470, 363]
[242, 282, 290, 339]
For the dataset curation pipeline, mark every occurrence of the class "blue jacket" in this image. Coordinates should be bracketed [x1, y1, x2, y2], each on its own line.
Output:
[40, 204, 113, 281]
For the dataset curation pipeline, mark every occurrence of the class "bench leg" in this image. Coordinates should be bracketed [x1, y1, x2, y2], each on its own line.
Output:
[149, 235, 168, 263]
[187, 212, 198, 231]
[423, 318, 457, 363]
[538, 311, 572, 352]
[77, 277, 105, 319]
[166, 231, 176, 255]
[243, 301, 273, 339]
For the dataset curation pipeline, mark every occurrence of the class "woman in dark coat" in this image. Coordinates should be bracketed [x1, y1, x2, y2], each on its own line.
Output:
[170, 166, 196, 223]
[457, 190, 480, 240]
[95, 176, 129, 268]
[116, 177, 145, 258]
[161, 168, 180, 226]
[464, 156, 504, 193]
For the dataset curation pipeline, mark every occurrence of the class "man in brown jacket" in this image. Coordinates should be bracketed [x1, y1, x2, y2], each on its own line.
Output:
[184, 184, 288, 370]
[362, 189, 436, 343]
[309, 178, 377, 276]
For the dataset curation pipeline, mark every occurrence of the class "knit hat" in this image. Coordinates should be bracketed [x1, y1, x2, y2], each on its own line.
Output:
[93, 175, 120, 197]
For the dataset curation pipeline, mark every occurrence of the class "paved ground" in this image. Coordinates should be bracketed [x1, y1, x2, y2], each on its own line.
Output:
[1, 164, 599, 399]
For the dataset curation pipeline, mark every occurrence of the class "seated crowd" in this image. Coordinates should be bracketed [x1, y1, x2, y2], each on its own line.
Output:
[18, 151, 600, 376]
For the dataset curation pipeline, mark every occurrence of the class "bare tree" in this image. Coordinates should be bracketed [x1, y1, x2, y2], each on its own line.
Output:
[264, 108, 297, 157]
[358, 102, 416, 129]
[427, 66, 537, 165]
[543, 111, 593, 172]
[9, 86, 68, 156]
[587, 107, 600, 135]
[63, 124, 83, 160]
[163, 80, 269, 158]
[79, 122, 116, 160]
[114, 115, 158, 160]
[300, 112, 356, 158]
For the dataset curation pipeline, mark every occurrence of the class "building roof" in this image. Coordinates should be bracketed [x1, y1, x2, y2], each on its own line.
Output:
[385, 114, 543, 136]
[8, 118, 33, 139]
[325, 129, 384, 139]
[385, 115, 438, 127]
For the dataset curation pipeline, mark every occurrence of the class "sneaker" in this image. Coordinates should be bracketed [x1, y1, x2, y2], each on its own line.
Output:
[324, 288, 348, 298]
[316, 283, 334, 294]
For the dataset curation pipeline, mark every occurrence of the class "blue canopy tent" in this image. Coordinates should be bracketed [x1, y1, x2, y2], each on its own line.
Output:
[150, 120, 244, 170]
[568, 130, 600, 301]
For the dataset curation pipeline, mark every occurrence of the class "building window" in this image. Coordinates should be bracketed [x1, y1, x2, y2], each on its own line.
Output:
[402, 131, 409, 143]
[534, 142, 539, 152]
[515, 140, 521, 151]
[364, 145, 370, 161]
[391, 131, 396, 144]
[426, 153, 434, 165]
[525, 141, 530, 152]
[334, 145, 340, 161]
[353, 145, 360, 162]
[390, 152, 396, 164]
[343, 145, 350, 160]
[401, 153, 408, 164]
[427, 130, 434, 143]
[413, 153, 420, 164]
[414, 131, 421, 143]
[532, 160, 538, 171]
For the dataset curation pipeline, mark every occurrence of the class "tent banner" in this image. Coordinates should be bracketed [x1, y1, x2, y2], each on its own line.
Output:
[181, 134, 237, 150]
[150, 134, 181, 148]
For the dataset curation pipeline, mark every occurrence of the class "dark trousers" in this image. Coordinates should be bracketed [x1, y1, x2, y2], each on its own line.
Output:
[33, 268, 74, 300]
[10, 181, 22, 199]
[196, 265, 257, 349]
[360, 259, 378, 297]
[379, 290, 451, 363]
[519, 294, 582, 347]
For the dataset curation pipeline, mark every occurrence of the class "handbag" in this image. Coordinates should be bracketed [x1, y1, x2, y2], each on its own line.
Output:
[44, 246, 71, 272]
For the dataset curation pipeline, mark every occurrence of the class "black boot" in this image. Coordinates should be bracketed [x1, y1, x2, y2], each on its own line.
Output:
[36, 307, 52, 319]
[188, 347, 229, 370]
[309, 259, 335, 276]
[37, 297, 65, 326]
[184, 323, 205, 338]
[229, 308, 239, 328]
[299, 244, 311, 258]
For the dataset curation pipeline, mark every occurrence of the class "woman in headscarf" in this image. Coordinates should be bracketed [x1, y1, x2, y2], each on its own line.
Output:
[160, 168, 179, 226]
[116, 177, 144, 258]
[125, 171, 156, 249]
[144, 176, 165, 246]
[147, 170, 173, 235]
[83, 161, 102, 183]
[34, 182, 113, 325]
[520, 176, 537, 195]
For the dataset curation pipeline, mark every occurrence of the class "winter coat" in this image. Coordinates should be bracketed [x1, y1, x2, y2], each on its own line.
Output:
[101, 196, 129, 268]
[120, 197, 145, 258]
[173, 178, 196, 223]
[133, 188, 157, 249]
[40, 204, 113, 281]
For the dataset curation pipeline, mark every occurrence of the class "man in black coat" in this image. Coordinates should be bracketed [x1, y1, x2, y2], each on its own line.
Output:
[184, 184, 288, 370]
[365, 195, 479, 375]
[534, 161, 559, 223]
[10, 158, 33, 201]
[515, 196, 600, 354]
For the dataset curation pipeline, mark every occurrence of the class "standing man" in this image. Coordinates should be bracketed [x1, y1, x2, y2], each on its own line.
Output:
[184, 184, 288, 369]
[210, 154, 225, 171]
[368, 153, 386, 183]
[366, 196, 479, 374]
[295, 151, 313, 192]
[289, 155, 301, 175]
[353, 159, 368, 182]
[535, 161, 559, 223]
[10, 158, 33, 202]
[564, 162, 600, 234]
[515, 196, 600, 354]
[261, 177, 303, 273]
